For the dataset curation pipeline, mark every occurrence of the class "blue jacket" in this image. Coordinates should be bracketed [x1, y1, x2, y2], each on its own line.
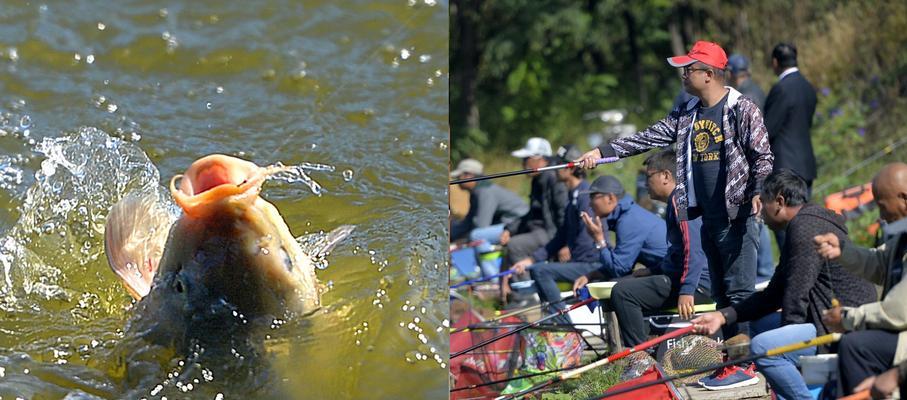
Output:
[657, 191, 711, 296]
[531, 180, 597, 263]
[597, 195, 668, 278]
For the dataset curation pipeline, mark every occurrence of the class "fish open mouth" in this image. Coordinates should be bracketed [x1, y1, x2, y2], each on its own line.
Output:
[170, 155, 267, 218]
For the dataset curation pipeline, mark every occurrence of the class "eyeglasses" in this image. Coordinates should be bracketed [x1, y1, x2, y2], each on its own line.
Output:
[645, 170, 665, 179]
[682, 66, 712, 77]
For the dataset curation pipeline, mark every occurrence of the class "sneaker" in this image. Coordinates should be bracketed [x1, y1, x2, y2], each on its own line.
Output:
[699, 364, 759, 390]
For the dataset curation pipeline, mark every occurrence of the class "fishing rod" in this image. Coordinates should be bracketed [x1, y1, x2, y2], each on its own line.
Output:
[450, 297, 572, 334]
[496, 324, 696, 399]
[452, 297, 596, 359]
[450, 157, 619, 185]
[451, 266, 529, 289]
[591, 333, 842, 400]
[838, 389, 871, 400]
[450, 364, 588, 393]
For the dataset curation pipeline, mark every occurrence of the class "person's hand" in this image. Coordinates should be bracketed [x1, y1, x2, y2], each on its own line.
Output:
[580, 212, 605, 244]
[499, 230, 511, 246]
[500, 276, 512, 300]
[677, 295, 695, 320]
[751, 195, 762, 217]
[575, 148, 603, 170]
[822, 304, 847, 333]
[511, 258, 533, 275]
[558, 247, 571, 262]
[814, 233, 842, 260]
[691, 311, 726, 335]
[854, 367, 898, 399]
[572, 275, 590, 297]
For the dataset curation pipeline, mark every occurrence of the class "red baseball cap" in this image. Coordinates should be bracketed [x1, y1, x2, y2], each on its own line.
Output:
[667, 41, 728, 69]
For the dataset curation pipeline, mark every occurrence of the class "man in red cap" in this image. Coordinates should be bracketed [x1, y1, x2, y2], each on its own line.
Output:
[577, 40, 774, 389]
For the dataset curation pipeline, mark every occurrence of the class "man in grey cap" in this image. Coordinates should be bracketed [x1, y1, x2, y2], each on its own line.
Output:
[515, 174, 668, 321]
[499, 137, 568, 303]
[728, 54, 766, 111]
[450, 158, 529, 277]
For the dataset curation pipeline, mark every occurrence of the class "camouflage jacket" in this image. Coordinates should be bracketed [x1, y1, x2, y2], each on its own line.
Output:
[597, 87, 773, 221]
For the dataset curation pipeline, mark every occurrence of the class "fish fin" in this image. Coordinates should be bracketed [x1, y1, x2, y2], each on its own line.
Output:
[104, 188, 178, 300]
[295, 225, 355, 259]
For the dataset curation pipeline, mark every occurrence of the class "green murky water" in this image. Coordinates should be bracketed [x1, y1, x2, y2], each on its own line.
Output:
[0, 1, 448, 398]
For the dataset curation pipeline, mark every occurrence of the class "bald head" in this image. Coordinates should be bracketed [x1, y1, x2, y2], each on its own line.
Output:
[871, 162, 907, 222]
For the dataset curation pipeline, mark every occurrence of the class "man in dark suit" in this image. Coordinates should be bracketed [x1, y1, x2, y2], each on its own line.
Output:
[763, 42, 818, 248]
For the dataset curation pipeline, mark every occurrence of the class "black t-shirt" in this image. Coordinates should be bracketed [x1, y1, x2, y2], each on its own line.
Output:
[691, 92, 729, 218]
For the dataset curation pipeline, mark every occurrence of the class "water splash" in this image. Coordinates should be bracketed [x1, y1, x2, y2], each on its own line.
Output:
[1, 127, 165, 310]
[265, 162, 335, 197]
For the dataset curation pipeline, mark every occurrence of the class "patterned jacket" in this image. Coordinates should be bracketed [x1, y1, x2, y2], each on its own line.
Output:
[597, 87, 774, 221]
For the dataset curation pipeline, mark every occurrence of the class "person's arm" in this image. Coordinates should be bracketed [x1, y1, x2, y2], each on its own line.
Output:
[551, 180, 568, 230]
[676, 216, 706, 296]
[762, 85, 788, 142]
[739, 98, 774, 195]
[597, 216, 651, 279]
[597, 111, 680, 159]
[842, 275, 907, 332]
[837, 238, 891, 285]
[777, 218, 827, 324]
[471, 188, 498, 228]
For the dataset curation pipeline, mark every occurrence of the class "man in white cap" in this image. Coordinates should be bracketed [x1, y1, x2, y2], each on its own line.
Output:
[451, 158, 529, 277]
[500, 137, 568, 304]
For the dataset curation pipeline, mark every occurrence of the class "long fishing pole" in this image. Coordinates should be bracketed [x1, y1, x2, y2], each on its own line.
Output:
[451, 266, 526, 289]
[452, 297, 596, 359]
[450, 157, 619, 185]
[450, 297, 573, 334]
[450, 364, 587, 393]
[496, 325, 697, 400]
[591, 333, 842, 400]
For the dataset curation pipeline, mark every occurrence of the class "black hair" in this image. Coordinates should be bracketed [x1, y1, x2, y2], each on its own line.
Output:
[643, 149, 677, 176]
[572, 168, 587, 179]
[762, 169, 809, 206]
[772, 43, 798, 69]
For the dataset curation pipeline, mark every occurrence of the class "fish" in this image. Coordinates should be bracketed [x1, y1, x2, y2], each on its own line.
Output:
[103, 154, 352, 387]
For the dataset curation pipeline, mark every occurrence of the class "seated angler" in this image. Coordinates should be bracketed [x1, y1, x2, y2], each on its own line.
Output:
[815, 162, 907, 396]
[580, 149, 712, 348]
[692, 169, 876, 395]
[520, 175, 668, 322]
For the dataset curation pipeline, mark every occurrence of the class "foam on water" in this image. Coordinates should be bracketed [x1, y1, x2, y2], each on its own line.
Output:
[0, 127, 163, 310]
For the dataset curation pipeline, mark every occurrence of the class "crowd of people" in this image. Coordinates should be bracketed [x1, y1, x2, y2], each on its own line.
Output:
[450, 40, 906, 398]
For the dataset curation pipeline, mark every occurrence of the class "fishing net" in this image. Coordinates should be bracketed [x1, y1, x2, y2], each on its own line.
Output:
[660, 335, 723, 385]
[450, 312, 524, 400]
[621, 351, 658, 381]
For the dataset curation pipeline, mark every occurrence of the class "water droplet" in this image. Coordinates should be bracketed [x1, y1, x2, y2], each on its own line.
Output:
[74, 53, 81, 62]
[400, 49, 411, 60]
[97, 22, 106, 30]
[106, 104, 118, 113]
[342, 169, 353, 182]
[260, 247, 270, 255]
[8, 47, 18, 61]
[205, 102, 212, 110]
[159, 8, 168, 18]
[86, 54, 95, 64]
[418, 54, 431, 63]
[19, 115, 31, 129]
[216, 86, 224, 94]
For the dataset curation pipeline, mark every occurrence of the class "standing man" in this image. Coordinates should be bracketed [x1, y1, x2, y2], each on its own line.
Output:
[728, 53, 775, 282]
[500, 137, 568, 302]
[577, 40, 774, 341]
[763, 43, 818, 249]
[727, 54, 766, 110]
[588, 149, 711, 348]
[450, 158, 529, 277]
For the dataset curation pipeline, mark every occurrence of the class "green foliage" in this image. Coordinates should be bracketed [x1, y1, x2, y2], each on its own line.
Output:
[540, 360, 625, 399]
[452, 0, 907, 239]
